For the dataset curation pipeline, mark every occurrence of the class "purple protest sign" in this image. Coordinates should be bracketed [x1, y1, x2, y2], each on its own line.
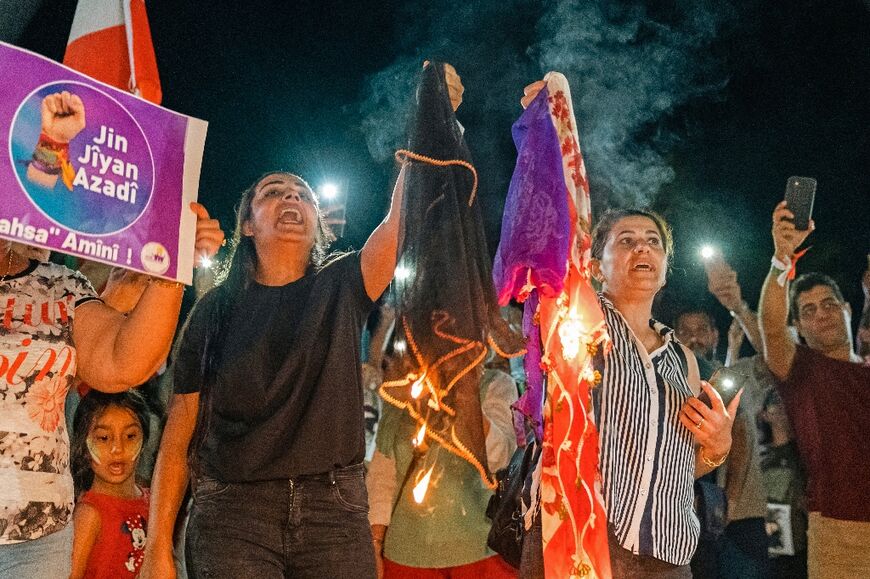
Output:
[0, 42, 207, 284]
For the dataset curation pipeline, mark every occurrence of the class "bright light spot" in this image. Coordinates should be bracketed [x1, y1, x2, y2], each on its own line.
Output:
[395, 264, 412, 281]
[394, 340, 407, 354]
[558, 307, 586, 361]
[412, 465, 435, 504]
[320, 182, 339, 200]
[199, 255, 213, 269]
[410, 373, 426, 399]
[700, 245, 716, 260]
[412, 423, 426, 447]
[721, 378, 735, 390]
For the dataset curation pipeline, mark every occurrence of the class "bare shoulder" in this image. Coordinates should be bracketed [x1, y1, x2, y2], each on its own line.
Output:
[73, 499, 103, 544]
[73, 500, 102, 527]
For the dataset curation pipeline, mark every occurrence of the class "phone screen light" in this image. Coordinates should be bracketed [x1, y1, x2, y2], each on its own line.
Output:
[320, 182, 339, 200]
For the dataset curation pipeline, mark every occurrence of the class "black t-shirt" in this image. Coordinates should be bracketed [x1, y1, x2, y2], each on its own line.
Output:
[174, 252, 374, 481]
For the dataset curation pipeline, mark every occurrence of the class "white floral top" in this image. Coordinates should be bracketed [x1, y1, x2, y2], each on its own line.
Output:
[0, 261, 98, 544]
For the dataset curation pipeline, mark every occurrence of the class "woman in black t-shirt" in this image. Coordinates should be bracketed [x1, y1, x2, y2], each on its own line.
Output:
[141, 170, 406, 579]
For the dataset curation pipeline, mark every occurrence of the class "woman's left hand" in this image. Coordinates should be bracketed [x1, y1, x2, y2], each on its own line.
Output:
[679, 381, 742, 458]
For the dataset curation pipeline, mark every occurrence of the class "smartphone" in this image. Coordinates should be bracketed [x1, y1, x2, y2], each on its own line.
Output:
[697, 367, 744, 408]
[784, 176, 817, 231]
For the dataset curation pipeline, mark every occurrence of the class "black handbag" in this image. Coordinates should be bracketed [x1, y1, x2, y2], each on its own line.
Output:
[694, 477, 727, 543]
[486, 435, 541, 568]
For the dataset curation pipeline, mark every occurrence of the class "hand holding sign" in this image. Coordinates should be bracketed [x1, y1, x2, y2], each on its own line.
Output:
[191, 202, 225, 268]
[3, 43, 209, 283]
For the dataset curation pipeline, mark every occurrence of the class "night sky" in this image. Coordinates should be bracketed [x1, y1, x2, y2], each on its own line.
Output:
[4, 0, 869, 341]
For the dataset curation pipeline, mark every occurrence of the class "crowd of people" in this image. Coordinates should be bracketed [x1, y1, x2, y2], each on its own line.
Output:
[0, 64, 867, 579]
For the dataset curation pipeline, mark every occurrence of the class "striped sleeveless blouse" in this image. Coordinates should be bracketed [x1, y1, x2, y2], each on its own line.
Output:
[593, 294, 700, 566]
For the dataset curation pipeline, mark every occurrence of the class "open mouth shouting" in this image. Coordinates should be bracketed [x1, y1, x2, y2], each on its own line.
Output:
[107, 461, 128, 477]
[279, 205, 305, 225]
[631, 261, 655, 272]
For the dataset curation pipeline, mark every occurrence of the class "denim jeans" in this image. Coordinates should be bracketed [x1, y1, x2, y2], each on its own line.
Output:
[186, 463, 375, 578]
[0, 523, 72, 579]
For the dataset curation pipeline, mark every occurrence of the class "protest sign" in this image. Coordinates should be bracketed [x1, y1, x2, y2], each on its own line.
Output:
[0, 42, 207, 284]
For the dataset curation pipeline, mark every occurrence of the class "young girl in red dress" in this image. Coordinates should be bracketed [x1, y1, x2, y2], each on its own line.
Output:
[70, 390, 151, 578]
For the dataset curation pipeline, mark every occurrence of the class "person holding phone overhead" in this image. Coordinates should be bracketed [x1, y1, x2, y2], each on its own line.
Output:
[759, 198, 870, 578]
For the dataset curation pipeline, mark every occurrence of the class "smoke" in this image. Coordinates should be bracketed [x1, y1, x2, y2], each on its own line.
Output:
[358, 0, 733, 208]
[357, 1, 539, 163]
[359, 55, 419, 163]
[534, 0, 732, 207]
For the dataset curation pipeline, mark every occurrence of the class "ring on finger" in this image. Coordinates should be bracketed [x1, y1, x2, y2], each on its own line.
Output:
[696, 419, 704, 429]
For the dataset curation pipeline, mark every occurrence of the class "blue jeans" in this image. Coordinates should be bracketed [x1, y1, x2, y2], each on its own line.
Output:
[0, 523, 72, 579]
[186, 463, 375, 578]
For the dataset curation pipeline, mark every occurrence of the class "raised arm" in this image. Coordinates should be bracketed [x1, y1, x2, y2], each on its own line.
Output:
[140, 393, 200, 579]
[706, 257, 762, 353]
[72, 204, 224, 391]
[759, 201, 814, 380]
[360, 165, 407, 302]
[725, 318, 745, 367]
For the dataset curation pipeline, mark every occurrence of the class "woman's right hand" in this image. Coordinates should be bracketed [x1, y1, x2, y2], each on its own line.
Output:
[140, 546, 176, 579]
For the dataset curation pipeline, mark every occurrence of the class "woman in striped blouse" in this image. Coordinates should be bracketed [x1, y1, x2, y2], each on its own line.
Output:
[588, 209, 741, 578]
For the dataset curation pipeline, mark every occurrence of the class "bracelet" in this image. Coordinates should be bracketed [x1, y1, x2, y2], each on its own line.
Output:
[31, 133, 75, 190]
[149, 277, 185, 290]
[771, 248, 810, 288]
[31, 133, 69, 172]
[729, 301, 750, 318]
[771, 255, 792, 288]
[700, 446, 729, 468]
[771, 254, 791, 272]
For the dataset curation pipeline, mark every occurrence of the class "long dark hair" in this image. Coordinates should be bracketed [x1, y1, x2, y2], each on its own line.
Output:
[186, 172, 332, 474]
[70, 389, 150, 495]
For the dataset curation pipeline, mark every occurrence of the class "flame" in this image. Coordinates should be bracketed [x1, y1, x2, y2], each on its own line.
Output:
[410, 372, 426, 399]
[412, 423, 426, 447]
[412, 465, 436, 504]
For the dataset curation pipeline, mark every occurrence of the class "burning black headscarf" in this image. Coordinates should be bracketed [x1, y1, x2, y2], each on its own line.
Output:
[381, 62, 523, 489]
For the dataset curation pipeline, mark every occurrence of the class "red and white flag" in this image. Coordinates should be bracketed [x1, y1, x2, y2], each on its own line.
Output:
[63, 0, 162, 104]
